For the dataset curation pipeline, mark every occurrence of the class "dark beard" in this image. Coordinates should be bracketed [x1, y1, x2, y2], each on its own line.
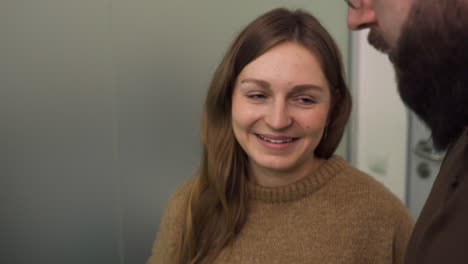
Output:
[392, 0, 468, 151]
[368, 28, 390, 54]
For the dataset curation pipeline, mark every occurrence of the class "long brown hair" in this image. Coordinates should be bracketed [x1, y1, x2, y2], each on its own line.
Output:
[177, 8, 351, 264]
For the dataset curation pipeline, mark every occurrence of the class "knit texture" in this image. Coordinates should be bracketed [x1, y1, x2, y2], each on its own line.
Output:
[148, 156, 414, 264]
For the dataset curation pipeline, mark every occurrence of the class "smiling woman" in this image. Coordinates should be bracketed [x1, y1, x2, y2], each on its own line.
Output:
[232, 42, 331, 187]
[147, 8, 414, 264]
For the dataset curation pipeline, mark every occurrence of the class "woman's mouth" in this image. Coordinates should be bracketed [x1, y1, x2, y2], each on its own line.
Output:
[255, 134, 299, 144]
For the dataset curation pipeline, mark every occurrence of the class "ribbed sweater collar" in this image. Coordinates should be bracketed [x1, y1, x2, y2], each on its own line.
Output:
[248, 155, 347, 203]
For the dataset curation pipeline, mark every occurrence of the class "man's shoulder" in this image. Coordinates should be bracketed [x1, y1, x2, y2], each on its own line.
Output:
[440, 126, 468, 183]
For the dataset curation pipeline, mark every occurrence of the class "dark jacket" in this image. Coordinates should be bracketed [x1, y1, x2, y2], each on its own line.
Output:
[405, 127, 468, 263]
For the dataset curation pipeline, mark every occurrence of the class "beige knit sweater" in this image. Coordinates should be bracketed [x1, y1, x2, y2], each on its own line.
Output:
[148, 156, 414, 264]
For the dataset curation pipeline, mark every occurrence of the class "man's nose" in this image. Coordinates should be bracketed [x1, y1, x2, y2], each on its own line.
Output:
[347, 5, 376, 30]
[265, 101, 292, 130]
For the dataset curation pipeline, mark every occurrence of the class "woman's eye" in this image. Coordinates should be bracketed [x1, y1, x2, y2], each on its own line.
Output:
[247, 94, 267, 100]
[297, 97, 316, 104]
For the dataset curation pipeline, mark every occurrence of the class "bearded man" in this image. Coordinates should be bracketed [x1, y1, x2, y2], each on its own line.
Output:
[345, 0, 468, 263]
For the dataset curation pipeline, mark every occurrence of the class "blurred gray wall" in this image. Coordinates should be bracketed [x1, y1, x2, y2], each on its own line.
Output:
[1, 1, 348, 263]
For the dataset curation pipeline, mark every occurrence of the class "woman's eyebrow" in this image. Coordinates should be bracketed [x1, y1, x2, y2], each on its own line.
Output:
[239, 78, 325, 93]
[290, 84, 325, 94]
[240, 78, 270, 89]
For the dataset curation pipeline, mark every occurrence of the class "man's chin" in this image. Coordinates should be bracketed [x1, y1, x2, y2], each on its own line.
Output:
[367, 29, 391, 54]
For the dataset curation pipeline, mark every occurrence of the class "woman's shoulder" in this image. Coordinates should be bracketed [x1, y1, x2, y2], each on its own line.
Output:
[164, 176, 197, 218]
[147, 177, 198, 264]
[330, 156, 411, 217]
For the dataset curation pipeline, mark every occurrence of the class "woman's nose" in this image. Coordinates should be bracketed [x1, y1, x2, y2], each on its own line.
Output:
[265, 101, 292, 130]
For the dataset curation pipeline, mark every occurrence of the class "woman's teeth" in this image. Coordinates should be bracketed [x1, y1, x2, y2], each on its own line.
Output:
[257, 134, 295, 144]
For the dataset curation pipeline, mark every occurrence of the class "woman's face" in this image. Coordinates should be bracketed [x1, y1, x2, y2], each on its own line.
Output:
[231, 41, 331, 178]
